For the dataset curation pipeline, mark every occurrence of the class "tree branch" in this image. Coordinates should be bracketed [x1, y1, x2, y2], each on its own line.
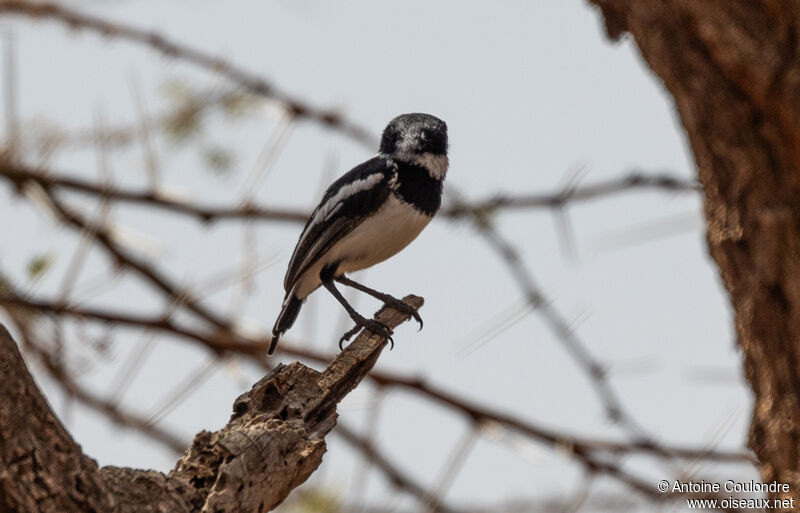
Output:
[0, 324, 113, 512]
[0, 290, 755, 464]
[0, 1, 376, 147]
[0, 161, 696, 227]
[0, 296, 423, 512]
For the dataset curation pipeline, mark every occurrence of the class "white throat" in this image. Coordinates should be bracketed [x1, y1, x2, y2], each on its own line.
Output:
[414, 152, 448, 180]
[381, 151, 449, 181]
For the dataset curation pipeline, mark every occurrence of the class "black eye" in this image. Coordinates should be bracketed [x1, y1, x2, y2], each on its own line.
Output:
[420, 131, 428, 141]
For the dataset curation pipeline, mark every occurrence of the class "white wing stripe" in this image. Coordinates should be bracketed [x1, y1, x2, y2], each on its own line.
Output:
[289, 172, 386, 280]
[323, 202, 343, 221]
[297, 172, 384, 246]
[318, 172, 384, 220]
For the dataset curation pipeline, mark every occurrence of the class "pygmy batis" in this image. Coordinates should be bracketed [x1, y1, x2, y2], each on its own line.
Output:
[268, 113, 449, 356]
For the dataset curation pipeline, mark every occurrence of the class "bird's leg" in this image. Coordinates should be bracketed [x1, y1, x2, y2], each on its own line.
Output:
[321, 278, 394, 349]
[335, 275, 423, 331]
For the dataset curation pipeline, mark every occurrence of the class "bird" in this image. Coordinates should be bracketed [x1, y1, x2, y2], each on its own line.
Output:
[268, 113, 449, 356]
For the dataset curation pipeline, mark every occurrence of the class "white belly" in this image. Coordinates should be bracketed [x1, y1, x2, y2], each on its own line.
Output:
[293, 194, 432, 299]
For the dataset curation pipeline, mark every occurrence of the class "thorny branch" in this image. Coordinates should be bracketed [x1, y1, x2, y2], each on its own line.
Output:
[0, 161, 697, 224]
[35, 88, 242, 154]
[0, 1, 377, 148]
[444, 172, 699, 217]
[0, 290, 755, 468]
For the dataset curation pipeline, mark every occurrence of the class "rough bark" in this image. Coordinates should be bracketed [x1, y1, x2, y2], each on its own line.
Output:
[0, 295, 423, 512]
[589, 0, 800, 504]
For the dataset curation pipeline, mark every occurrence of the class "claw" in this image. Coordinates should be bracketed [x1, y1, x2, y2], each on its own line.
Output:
[412, 310, 423, 331]
[380, 298, 423, 331]
[364, 319, 393, 342]
[339, 325, 361, 350]
[338, 318, 394, 351]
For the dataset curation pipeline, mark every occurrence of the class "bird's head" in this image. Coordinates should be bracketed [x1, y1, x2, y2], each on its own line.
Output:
[379, 113, 448, 167]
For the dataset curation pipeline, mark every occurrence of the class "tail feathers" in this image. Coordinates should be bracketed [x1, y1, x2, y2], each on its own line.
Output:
[268, 294, 303, 356]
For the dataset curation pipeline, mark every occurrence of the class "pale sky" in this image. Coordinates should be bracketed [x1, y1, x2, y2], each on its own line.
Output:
[1, 1, 753, 511]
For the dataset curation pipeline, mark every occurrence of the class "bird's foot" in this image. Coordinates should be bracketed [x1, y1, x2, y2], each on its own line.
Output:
[377, 296, 423, 331]
[338, 315, 394, 350]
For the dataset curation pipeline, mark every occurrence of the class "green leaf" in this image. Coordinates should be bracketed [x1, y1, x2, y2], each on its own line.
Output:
[203, 145, 235, 174]
[27, 253, 54, 281]
[164, 104, 203, 143]
[221, 92, 259, 118]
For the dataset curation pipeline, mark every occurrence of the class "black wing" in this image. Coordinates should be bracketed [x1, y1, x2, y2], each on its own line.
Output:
[283, 156, 395, 291]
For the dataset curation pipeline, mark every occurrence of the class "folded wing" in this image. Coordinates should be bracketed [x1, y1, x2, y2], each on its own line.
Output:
[283, 156, 396, 291]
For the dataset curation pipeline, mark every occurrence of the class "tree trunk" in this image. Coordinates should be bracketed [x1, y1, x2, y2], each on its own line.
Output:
[589, 0, 800, 505]
[0, 296, 423, 512]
